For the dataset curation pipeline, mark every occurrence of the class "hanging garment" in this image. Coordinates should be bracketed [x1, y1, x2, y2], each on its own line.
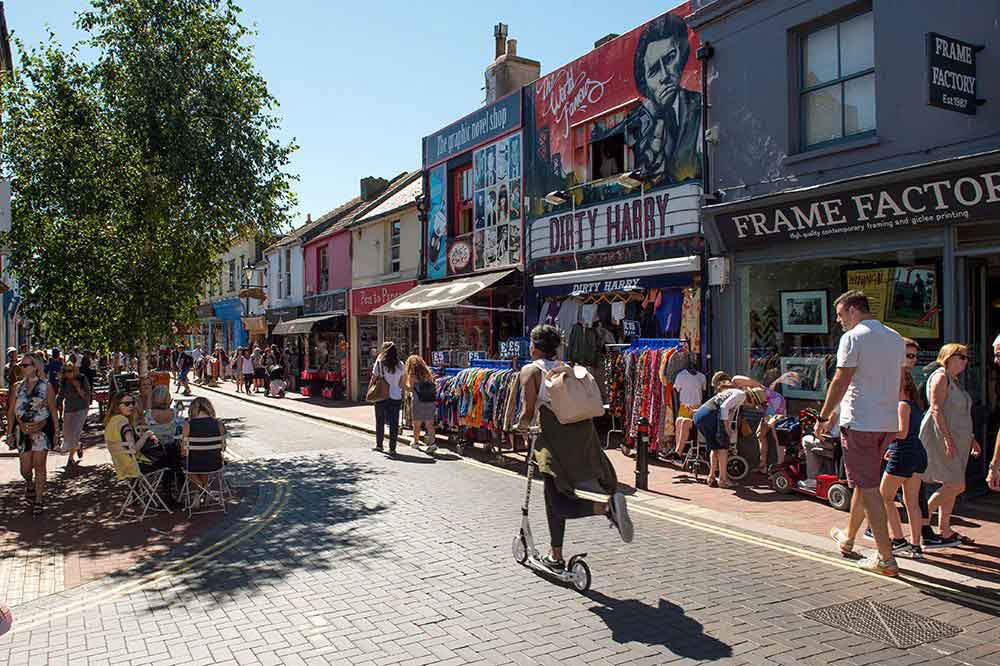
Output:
[655, 289, 685, 338]
[680, 289, 701, 352]
[611, 301, 626, 322]
[555, 299, 581, 337]
[580, 303, 598, 325]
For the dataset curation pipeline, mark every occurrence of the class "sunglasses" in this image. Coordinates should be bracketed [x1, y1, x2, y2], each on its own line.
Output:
[121, 400, 136, 407]
[905, 353, 917, 360]
[18, 362, 33, 368]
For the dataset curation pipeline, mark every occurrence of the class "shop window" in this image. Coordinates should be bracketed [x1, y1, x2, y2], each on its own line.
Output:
[799, 10, 875, 150]
[319, 246, 329, 293]
[228, 259, 236, 293]
[389, 220, 401, 273]
[591, 133, 626, 179]
[451, 164, 473, 237]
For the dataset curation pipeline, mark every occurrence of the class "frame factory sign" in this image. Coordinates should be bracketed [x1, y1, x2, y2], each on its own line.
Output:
[714, 164, 1000, 249]
[927, 32, 981, 115]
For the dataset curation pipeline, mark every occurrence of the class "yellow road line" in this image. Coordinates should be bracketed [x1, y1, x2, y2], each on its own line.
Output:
[460, 455, 1000, 613]
[10, 482, 290, 633]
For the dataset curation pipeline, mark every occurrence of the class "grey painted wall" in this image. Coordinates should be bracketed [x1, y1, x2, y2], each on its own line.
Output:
[690, 0, 1000, 205]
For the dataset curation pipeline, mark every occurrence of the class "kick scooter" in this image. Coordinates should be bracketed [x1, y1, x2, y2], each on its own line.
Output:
[511, 427, 592, 592]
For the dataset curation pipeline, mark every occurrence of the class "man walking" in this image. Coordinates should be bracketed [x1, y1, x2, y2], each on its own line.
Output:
[817, 290, 905, 576]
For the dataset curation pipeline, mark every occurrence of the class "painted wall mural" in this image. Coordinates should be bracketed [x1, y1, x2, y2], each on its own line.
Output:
[524, 3, 704, 275]
[426, 164, 448, 280]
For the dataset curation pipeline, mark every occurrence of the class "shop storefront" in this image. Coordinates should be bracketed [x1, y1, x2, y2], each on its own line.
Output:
[370, 269, 524, 369]
[706, 150, 1000, 481]
[271, 291, 349, 399]
[420, 89, 526, 368]
[350, 280, 418, 401]
[241, 315, 267, 348]
[211, 298, 246, 351]
[265, 305, 302, 342]
[193, 302, 215, 350]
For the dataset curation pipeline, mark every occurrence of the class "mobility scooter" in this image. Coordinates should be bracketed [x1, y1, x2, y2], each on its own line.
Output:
[769, 409, 853, 511]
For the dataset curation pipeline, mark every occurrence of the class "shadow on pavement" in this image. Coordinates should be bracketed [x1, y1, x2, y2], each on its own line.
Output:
[132, 453, 389, 609]
[584, 590, 733, 660]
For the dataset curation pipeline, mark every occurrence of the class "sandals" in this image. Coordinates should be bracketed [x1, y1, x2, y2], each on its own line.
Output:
[944, 530, 976, 546]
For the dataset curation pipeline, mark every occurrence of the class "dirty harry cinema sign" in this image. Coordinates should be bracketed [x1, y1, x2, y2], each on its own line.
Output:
[716, 166, 1000, 248]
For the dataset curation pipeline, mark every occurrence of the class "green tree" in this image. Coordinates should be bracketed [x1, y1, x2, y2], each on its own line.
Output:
[0, 0, 296, 366]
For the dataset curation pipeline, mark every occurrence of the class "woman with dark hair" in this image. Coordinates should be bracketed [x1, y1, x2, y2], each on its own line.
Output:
[515, 324, 632, 572]
[372, 341, 404, 456]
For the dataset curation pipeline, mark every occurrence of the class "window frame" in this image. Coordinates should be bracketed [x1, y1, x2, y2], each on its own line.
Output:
[798, 8, 875, 151]
[228, 259, 236, 292]
[318, 246, 329, 293]
[450, 164, 473, 237]
[284, 248, 292, 298]
[389, 219, 401, 273]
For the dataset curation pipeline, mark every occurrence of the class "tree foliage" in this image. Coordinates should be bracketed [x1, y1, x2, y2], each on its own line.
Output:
[0, 0, 296, 354]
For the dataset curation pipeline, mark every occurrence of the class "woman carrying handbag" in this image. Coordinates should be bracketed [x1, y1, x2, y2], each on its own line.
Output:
[368, 342, 404, 456]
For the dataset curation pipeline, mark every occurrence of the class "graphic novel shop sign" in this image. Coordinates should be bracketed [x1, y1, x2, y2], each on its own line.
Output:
[422, 91, 521, 168]
[927, 32, 980, 115]
[715, 165, 1000, 249]
[351, 281, 417, 316]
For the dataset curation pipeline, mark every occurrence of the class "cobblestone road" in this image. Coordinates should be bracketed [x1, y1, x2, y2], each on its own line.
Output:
[2, 394, 999, 666]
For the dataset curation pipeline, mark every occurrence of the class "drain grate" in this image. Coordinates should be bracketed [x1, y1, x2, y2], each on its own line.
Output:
[803, 597, 962, 649]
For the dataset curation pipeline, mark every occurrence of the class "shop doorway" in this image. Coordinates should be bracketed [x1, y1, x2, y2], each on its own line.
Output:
[962, 255, 1000, 485]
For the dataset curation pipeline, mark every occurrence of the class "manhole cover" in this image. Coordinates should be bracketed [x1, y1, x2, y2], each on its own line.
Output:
[803, 597, 962, 649]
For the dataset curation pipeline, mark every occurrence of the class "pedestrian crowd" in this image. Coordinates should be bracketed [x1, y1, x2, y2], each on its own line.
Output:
[169, 343, 296, 398]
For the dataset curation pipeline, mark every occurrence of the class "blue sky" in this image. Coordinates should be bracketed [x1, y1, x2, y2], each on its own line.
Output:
[9, 0, 678, 230]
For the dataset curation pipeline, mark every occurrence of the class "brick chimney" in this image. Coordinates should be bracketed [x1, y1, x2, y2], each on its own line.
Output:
[485, 24, 540, 104]
[360, 176, 389, 202]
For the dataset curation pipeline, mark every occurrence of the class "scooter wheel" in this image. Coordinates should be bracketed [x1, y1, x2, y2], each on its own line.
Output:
[827, 483, 852, 512]
[771, 472, 792, 494]
[511, 534, 528, 564]
[727, 455, 749, 481]
[569, 559, 591, 592]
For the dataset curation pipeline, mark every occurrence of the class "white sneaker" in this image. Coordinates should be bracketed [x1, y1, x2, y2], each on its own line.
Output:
[607, 492, 634, 543]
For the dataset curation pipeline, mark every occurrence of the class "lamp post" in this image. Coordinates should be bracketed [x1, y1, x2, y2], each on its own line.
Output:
[242, 265, 255, 348]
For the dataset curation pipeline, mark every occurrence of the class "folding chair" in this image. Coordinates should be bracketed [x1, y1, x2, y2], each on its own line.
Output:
[181, 435, 226, 516]
[107, 442, 172, 520]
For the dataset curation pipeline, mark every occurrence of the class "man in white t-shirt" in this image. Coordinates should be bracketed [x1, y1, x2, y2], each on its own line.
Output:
[817, 290, 905, 577]
[670, 366, 706, 459]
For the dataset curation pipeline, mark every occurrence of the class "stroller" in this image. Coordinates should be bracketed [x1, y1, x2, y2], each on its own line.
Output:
[267, 364, 286, 398]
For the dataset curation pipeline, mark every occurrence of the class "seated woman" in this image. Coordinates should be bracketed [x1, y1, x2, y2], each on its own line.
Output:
[104, 391, 183, 508]
[180, 397, 227, 508]
[692, 384, 767, 488]
[515, 325, 632, 571]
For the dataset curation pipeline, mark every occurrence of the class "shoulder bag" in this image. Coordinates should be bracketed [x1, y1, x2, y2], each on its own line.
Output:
[366, 360, 389, 403]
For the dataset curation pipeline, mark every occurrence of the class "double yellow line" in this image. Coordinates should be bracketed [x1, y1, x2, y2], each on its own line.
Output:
[461, 456, 1000, 614]
[9, 481, 290, 634]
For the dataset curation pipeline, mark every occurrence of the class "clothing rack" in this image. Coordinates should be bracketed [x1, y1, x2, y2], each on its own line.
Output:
[626, 338, 686, 352]
[469, 358, 524, 370]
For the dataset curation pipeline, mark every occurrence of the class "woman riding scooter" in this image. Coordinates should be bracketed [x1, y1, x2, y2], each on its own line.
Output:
[516, 324, 633, 571]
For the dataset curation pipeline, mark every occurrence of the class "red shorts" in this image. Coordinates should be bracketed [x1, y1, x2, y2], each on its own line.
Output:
[841, 428, 894, 489]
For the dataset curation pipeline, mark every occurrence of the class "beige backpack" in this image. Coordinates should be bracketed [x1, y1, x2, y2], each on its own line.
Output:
[542, 363, 605, 424]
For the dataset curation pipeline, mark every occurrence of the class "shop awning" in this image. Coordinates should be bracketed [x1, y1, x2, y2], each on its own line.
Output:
[533, 256, 700, 294]
[370, 269, 516, 316]
[271, 314, 342, 336]
[239, 287, 267, 301]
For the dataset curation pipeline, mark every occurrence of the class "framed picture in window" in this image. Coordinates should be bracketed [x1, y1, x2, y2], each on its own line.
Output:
[779, 289, 830, 334]
[779, 356, 829, 401]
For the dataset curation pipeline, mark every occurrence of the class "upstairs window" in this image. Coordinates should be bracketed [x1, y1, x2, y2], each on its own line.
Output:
[451, 164, 473, 236]
[228, 259, 236, 292]
[389, 220, 401, 273]
[591, 132, 626, 179]
[284, 248, 292, 297]
[800, 11, 875, 149]
[319, 247, 329, 292]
